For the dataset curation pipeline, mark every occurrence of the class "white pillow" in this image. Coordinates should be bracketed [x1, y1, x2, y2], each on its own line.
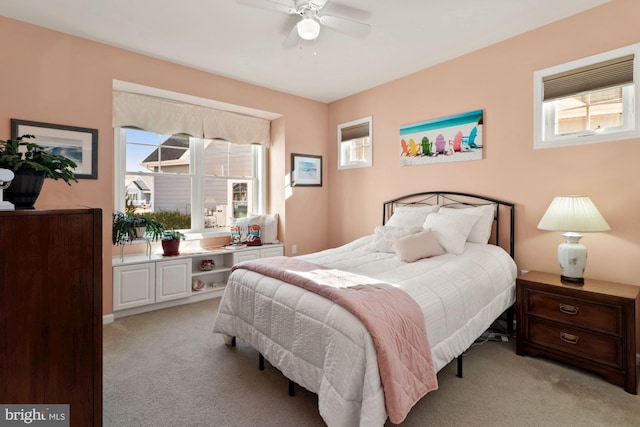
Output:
[249, 213, 279, 244]
[371, 225, 423, 253]
[386, 205, 440, 228]
[392, 230, 445, 262]
[422, 212, 480, 255]
[439, 205, 495, 244]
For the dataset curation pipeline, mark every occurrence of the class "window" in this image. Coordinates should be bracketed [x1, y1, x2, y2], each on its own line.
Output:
[534, 43, 640, 149]
[115, 128, 264, 235]
[552, 86, 626, 134]
[338, 116, 372, 169]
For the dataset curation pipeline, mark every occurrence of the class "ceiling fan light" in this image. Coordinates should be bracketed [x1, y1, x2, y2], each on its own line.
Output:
[297, 18, 320, 40]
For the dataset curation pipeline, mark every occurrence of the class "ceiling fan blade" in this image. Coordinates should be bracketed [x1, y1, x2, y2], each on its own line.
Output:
[319, 14, 370, 37]
[282, 23, 300, 48]
[236, 0, 297, 15]
[309, 0, 329, 10]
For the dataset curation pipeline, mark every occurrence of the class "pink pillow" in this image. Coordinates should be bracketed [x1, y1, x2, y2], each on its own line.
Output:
[392, 230, 446, 263]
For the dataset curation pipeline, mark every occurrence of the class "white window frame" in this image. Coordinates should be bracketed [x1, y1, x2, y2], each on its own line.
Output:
[534, 43, 640, 149]
[114, 129, 265, 239]
[337, 116, 373, 169]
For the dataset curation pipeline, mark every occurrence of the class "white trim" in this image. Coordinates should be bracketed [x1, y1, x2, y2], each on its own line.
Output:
[533, 42, 640, 149]
[113, 290, 221, 319]
[103, 314, 115, 325]
[191, 138, 204, 229]
[113, 128, 126, 210]
[254, 144, 266, 214]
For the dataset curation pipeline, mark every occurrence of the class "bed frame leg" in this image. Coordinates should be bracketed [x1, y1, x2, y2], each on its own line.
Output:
[231, 336, 236, 347]
[457, 355, 463, 378]
[507, 305, 515, 336]
[259, 353, 265, 371]
[289, 380, 295, 397]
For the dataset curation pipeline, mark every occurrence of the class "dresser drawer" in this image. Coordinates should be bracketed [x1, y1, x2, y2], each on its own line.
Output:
[524, 289, 620, 334]
[528, 319, 622, 369]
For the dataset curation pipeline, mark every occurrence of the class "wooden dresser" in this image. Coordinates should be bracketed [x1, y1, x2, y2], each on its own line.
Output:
[516, 271, 639, 394]
[0, 209, 103, 426]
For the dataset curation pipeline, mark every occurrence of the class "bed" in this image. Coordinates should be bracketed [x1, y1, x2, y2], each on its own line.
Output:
[212, 191, 517, 426]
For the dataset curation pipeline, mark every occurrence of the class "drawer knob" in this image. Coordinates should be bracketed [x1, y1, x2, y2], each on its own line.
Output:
[559, 303, 579, 315]
[560, 332, 580, 345]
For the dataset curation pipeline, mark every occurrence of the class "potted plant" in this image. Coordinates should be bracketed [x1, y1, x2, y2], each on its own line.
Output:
[112, 211, 165, 245]
[161, 229, 185, 256]
[0, 134, 78, 208]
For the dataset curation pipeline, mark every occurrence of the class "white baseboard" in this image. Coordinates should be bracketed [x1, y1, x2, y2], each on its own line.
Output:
[103, 314, 115, 325]
[113, 290, 221, 320]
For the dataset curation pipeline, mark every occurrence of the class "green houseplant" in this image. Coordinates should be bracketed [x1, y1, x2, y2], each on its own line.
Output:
[161, 229, 185, 256]
[112, 211, 166, 245]
[0, 134, 78, 208]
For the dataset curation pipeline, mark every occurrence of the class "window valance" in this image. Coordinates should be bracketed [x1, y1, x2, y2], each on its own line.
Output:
[113, 91, 271, 147]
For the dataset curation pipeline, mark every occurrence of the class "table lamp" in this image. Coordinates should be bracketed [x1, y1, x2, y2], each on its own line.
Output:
[0, 168, 15, 210]
[537, 195, 610, 283]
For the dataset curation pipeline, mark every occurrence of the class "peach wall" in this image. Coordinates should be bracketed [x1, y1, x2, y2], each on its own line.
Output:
[0, 17, 329, 316]
[2, 0, 639, 321]
[327, 0, 640, 287]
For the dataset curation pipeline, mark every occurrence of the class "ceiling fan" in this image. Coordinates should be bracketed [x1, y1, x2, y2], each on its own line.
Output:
[237, 0, 371, 46]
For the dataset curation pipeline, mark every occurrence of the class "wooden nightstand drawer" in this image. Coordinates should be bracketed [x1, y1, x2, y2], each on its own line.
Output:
[528, 319, 622, 369]
[525, 290, 619, 334]
[516, 271, 639, 394]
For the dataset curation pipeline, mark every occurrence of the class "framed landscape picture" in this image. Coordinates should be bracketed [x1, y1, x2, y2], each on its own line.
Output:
[11, 119, 98, 179]
[291, 153, 322, 187]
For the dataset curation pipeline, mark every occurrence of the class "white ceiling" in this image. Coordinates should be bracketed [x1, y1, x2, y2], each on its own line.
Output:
[1, 0, 610, 103]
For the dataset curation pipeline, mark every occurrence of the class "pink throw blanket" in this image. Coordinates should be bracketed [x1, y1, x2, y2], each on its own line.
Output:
[232, 256, 438, 424]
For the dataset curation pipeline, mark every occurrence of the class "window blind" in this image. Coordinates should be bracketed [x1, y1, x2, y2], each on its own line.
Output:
[543, 54, 634, 101]
[340, 122, 370, 141]
[113, 91, 271, 147]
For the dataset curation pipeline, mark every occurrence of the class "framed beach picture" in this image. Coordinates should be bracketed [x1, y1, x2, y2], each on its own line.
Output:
[291, 153, 322, 187]
[11, 119, 98, 179]
[399, 109, 484, 167]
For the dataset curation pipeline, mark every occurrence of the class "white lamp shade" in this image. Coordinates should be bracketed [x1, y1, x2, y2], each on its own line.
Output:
[537, 195, 609, 282]
[297, 18, 320, 40]
[537, 195, 610, 233]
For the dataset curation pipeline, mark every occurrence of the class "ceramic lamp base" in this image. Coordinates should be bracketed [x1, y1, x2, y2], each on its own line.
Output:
[557, 232, 587, 284]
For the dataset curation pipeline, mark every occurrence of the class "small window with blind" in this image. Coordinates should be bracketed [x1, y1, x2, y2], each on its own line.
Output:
[534, 43, 640, 149]
[337, 116, 372, 169]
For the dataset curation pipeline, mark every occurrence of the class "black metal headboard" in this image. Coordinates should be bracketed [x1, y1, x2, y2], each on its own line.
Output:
[382, 191, 515, 259]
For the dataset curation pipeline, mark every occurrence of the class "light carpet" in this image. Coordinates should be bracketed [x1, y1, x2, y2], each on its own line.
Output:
[103, 298, 640, 426]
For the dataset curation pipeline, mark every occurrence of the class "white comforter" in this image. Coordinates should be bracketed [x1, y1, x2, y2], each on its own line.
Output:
[213, 236, 517, 426]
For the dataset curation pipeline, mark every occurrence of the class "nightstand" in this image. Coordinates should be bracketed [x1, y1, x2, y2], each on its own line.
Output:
[516, 271, 639, 394]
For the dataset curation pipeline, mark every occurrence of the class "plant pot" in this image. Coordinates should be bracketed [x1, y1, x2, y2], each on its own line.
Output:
[5, 169, 46, 209]
[133, 226, 146, 240]
[162, 239, 180, 256]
